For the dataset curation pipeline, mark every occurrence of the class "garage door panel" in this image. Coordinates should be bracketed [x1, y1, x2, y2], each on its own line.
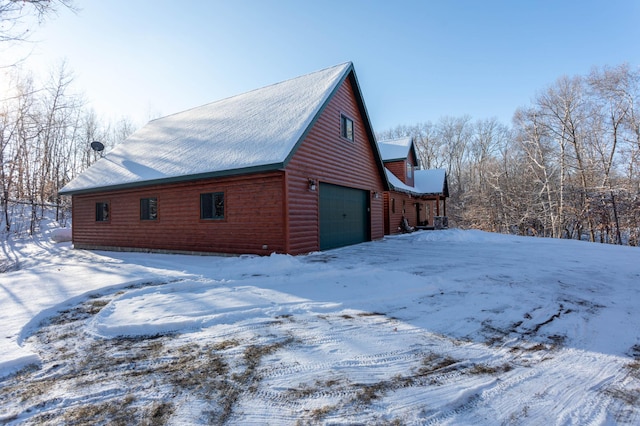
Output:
[319, 183, 369, 250]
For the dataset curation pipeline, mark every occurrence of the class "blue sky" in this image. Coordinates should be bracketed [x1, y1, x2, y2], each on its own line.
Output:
[6, 0, 640, 131]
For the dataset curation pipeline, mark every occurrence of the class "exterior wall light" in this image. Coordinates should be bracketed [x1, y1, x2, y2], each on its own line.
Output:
[308, 179, 317, 191]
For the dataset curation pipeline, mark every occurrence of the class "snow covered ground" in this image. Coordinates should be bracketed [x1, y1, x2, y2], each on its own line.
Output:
[1, 224, 639, 425]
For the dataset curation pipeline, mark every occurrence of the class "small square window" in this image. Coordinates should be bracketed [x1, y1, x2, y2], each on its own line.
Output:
[341, 114, 354, 141]
[201, 192, 224, 220]
[96, 201, 110, 222]
[140, 197, 158, 220]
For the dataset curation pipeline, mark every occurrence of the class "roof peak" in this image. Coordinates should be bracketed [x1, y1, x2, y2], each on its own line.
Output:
[150, 62, 353, 123]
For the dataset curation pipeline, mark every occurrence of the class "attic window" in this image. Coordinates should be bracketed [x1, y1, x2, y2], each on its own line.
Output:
[341, 114, 354, 141]
[140, 197, 158, 221]
[201, 192, 225, 220]
[96, 201, 110, 222]
[406, 162, 413, 179]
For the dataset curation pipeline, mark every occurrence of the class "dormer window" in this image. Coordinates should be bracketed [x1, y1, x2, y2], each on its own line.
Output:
[341, 114, 354, 142]
[406, 162, 413, 179]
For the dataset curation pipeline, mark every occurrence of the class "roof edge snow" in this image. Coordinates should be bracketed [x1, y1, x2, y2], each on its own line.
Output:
[59, 162, 287, 196]
[385, 168, 448, 197]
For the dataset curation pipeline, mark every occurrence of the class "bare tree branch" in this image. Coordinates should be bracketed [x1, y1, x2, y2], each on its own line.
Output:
[0, 0, 76, 44]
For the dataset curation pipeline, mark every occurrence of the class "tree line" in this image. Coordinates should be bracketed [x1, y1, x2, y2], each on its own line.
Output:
[378, 64, 640, 246]
[1, 64, 135, 234]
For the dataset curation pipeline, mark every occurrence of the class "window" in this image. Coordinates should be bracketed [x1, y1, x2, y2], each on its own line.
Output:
[406, 162, 413, 179]
[340, 114, 354, 141]
[96, 201, 110, 222]
[200, 192, 224, 220]
[140, 197, 158, 220]
[391, 198, 396, 214]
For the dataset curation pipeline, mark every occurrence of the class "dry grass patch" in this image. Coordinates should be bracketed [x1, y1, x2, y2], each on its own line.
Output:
[417, 353, 460, 377]
[468, 362, 513, 375]
[211, 338, 241, 351]
[606, 387, 640, 406]
[357, 311, 386, 317]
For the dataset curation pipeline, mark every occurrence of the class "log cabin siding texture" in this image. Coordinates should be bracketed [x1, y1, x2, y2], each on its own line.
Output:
[385, 161, 408, 185]
[385, 192, 420, 234]
[384, 149, 417, 187]
[71, 171, 287, 255]
[285, 75, 385, 254]
[383, 192, 391, 235]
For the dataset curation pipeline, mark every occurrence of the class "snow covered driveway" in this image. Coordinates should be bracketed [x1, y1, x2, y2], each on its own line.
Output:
[1, 230, 639, 424]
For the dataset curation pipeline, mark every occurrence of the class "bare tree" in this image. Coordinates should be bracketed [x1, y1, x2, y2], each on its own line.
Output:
[413, 121, 447, 170]
[460, 118, 511, 231]
[588, 64, 640, 244]
[513, 106, 563, 237]
[438, 115, 472, 193]
[0, 61, 137, 235]
[376, 121, 447, 169]
[0, 0, 75, 44]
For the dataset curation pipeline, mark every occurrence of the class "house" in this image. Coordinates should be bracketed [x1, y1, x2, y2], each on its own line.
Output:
[377, 137, 449, 234]
[59, 62, 389, 255]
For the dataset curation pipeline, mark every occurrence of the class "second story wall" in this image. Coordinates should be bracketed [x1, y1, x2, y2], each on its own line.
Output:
[285, 74, 385, 254]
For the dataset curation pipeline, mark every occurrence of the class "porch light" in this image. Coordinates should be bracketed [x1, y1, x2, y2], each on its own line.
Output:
[308, 179, 317, 191]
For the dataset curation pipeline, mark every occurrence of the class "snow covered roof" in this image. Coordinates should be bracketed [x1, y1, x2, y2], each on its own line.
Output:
[60, 62, 358, 195]
[385, 169, 419, 195]
[385, 168, 448, 197]
[377, 137, 413, 162]
[414, 169, 448, 195]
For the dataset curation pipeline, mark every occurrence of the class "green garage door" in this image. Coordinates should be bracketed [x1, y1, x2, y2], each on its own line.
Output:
[319, 183, 369, 250]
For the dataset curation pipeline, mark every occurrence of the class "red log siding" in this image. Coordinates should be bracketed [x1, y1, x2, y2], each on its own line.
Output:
[385, 161, 406, 184]
[385, 191, 420, 234]
[71, 171, 287, 255]
[384, 148, 417, 187]
[383, 192, 391, 235]
[285, 75, 385, 254]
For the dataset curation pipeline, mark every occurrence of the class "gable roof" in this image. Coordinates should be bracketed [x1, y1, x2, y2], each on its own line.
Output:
[377, 136, 419, 167]
[60, 62, 386, 195]
[414, 169, 448, 196]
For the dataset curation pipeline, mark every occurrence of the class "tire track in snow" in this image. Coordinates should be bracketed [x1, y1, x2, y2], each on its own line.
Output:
[422, 347, 629, 425]
[416, 359, 567, 425]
